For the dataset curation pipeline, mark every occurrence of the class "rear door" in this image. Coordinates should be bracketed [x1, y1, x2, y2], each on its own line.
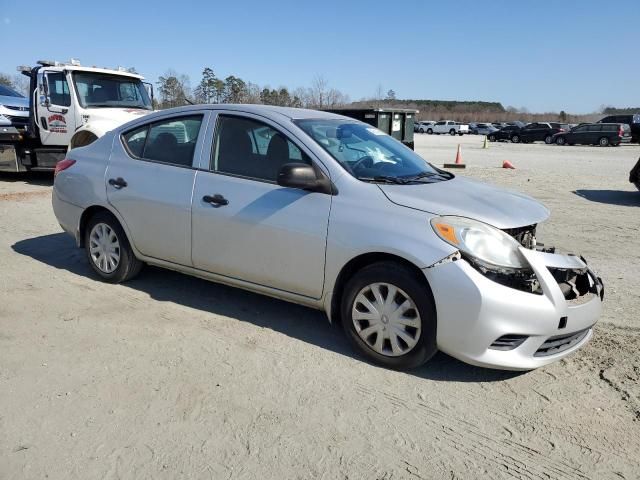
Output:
[106, 112, 209, 266]
[586, 124, 602, 144]
[191, 112, 332, 299]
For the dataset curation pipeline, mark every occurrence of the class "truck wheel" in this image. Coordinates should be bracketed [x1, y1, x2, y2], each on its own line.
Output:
[449, 129, 456, 135]
[85, 211, 143, 283]
[70, 131, 98, 149]
[599, 137, 609, 147]
[427, 128, 433, 134]
[341, 261, 437, 370]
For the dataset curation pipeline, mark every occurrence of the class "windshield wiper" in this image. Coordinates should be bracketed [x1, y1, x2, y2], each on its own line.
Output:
[358, 175, 411, 184]
[403, 171, 452, 182]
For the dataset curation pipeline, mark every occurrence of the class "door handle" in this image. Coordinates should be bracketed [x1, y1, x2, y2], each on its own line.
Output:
[108, 177, 128, 189]
[202, 194, 229, 207]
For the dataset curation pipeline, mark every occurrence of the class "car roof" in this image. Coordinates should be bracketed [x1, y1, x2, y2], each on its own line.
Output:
[141, 104, 349, 121]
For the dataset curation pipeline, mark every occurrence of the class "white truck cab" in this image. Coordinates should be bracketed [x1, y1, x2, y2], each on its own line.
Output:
[0, 59, 153, 172]
[432, 120, 469, 136]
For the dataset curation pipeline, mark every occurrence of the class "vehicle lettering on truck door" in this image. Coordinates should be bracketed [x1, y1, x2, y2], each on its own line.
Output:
[47, 114, 67, 133]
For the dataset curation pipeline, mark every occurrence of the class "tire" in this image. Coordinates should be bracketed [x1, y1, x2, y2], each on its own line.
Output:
[599, 137, 609, 147]
[488, 134, 496, 142]
[556, 136, 566, 146]
[511, 134, 520, 143]
[449, 129, 456, 136]
[419, 128, 424, 134]
[84, 211, 143, 283]
[427, 128, 433, 134]
[544, 135, 553, 144]
[341, 261, 437, 370]
[458, 132, 464, 136]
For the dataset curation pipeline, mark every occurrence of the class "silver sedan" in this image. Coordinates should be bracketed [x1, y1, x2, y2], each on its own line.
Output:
[52, 105, 603, 370]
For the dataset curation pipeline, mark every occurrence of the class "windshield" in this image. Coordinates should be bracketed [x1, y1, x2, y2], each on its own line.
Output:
[72, 72, 152, 110]
[295, 119, 450, 184]
[0, 85, 23, 98]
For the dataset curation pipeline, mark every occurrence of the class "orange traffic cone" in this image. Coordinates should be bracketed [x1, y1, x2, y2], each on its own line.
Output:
[444, 144, 466, 169]
[502, 160, 515, 169]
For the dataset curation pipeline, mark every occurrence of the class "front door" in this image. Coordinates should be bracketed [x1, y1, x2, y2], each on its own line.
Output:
[106, 113, 208, 266]
[191, 113, 332, 299]
[37, 70, 76, 147]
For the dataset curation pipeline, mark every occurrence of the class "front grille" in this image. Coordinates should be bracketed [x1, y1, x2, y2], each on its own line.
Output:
[503, 224, 537, 249]
[3, 115, 29, 127]
[534, 328, 590, 357]
[490, 334, 529, 351]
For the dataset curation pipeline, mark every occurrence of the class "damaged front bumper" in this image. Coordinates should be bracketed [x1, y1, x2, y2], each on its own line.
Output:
[423, 247, 603, 371]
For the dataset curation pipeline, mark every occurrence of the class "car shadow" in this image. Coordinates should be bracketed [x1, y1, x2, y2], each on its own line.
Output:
[573, 189, 640, 207]
[12, 232, 523, 383]
[0, 171, 54, 186]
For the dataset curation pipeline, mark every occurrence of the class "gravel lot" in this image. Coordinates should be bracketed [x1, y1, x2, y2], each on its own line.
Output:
[1, 135, 639, 479]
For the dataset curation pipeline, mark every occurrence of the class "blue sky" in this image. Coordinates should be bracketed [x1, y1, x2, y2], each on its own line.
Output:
[1, 0, 638, 113]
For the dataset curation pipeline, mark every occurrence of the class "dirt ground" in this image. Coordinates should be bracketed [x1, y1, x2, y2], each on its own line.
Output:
[1, 135, 639, 479]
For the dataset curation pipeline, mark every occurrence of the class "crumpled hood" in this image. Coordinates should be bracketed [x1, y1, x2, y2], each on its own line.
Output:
[378, 176, 550, 229]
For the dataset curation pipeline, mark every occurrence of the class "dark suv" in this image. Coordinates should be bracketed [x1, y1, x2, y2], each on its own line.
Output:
[517, 122, 570, 144]
[487, 125, 521, 142]
[598, 114, 640, 143]
[552, 123, 631, 147]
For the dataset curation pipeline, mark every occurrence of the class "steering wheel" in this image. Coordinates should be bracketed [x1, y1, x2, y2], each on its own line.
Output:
[352, 155, 375, 173]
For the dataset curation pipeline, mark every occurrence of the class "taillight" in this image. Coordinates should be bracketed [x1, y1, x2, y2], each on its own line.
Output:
[618, 126, 624, 137]
[54, 159, 76, 177]
[559, 128, 565, 132]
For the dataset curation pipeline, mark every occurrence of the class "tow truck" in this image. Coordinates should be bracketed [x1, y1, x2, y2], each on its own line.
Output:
[0, 59, 153, 172]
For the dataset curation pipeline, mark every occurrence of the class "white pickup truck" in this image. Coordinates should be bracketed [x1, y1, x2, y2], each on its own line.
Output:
[431, 120, 469, 136]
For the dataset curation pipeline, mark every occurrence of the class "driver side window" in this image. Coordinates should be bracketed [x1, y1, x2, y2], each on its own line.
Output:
[212, 115, 311, 183]
[47, 72, 71, 107]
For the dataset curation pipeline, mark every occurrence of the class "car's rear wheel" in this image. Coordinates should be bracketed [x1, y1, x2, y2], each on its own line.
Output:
[556, 136, 566, 145]
[511, 134, 520, 143]
[419, 128, 424, 134]
[427, 128, 433, 134]
[85, 211, 143, 283]
[599, 136, 610, 147]
[341, 261, 437, 370]
[449, 129, 456, 135]
[544, 135, 553, 144]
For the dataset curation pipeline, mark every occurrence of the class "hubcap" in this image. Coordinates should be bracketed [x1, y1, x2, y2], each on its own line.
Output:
[89, 223, 120, 274]
[352, 283, 421, 357]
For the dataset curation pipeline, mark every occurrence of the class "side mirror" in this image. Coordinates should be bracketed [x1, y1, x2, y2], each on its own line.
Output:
[277, 163, 319, 190]
[277, 163, 334, 194]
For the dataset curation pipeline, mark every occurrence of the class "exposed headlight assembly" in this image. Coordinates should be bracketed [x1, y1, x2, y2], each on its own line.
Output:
[430, 216, 529, 272]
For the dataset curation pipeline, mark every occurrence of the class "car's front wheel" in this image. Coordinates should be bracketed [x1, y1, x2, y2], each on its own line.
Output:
[488, 134, 496, 142]
[556, 136, 566, 145]
[85, 211, 143, 283]
[341, 262, 437, 370]
[419, 128, 424, 134]
[427, 128, 433, 134]
[544, 135, 553, 144]
[511, 134, 520, 143]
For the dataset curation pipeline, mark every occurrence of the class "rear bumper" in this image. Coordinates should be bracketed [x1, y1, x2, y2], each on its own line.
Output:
[424, 248, 603, 370]
[52, 189, 83, 245]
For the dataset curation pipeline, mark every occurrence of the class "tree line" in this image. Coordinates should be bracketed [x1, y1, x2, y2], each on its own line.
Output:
[155, 67, 349, 110]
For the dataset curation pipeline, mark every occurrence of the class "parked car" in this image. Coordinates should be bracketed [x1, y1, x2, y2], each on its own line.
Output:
[552, 123, 631, 147]
[0, 84, 29, 130]
[415, 121, 436, 134]
[598, 114, 640, 143]
[630, 157, 640, 190]
[471, 123, 499, 135]
[517, 122, 569, 144]
[53, 105, 603, 371]
[431, 120, 469, 135]
[487, 125, 521, 143]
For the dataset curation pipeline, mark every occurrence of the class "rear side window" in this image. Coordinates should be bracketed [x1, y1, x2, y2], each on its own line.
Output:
[587, 125, 602, 132]
[602, 125, 617, 132]
[122, 115, 203, 167]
